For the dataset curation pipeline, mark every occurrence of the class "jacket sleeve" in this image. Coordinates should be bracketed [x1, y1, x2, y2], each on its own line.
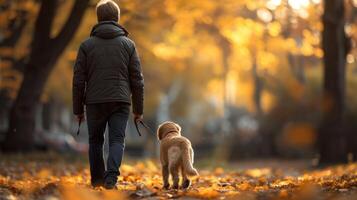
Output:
[128, 44, 144, 115]
[72, 44, 87, 115]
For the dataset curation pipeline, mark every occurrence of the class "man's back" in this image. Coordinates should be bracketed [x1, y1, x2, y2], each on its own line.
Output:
[73, 21, 144, 115]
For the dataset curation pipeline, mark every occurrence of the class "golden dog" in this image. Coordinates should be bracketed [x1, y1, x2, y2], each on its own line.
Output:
[157, 121, 198, 189]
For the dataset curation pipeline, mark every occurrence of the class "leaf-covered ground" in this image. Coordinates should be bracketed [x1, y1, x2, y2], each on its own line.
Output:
[0, 153, 357, 200]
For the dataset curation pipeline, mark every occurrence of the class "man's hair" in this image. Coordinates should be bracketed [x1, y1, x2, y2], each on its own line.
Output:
[96, 0, 120, 22]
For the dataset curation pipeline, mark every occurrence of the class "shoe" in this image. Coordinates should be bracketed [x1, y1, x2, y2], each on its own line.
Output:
[91, 180, 104, 188]
[92, 183, 104, 188]
[104, 179, 117, 190]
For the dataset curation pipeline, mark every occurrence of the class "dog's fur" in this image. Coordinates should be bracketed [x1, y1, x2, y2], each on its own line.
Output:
[157, 121, 198, 189]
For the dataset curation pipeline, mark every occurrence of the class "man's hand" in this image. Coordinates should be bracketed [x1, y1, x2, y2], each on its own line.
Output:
[133, 113, 143, 123]
[75, 113, 85, 122]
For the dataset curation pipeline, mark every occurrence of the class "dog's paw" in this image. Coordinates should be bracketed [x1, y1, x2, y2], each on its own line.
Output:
[163, 183, 170, 190]
[181, 179, 191, 189]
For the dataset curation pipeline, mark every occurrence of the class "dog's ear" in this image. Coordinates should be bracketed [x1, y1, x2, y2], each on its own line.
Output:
[174, 123, 181, 132]
[157, 124, 164, 140]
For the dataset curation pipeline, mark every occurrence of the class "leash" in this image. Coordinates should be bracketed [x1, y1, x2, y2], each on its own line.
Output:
[75, 117, 153, 137]
[134, 119, 155, 136]
[76, 118, 82, 136]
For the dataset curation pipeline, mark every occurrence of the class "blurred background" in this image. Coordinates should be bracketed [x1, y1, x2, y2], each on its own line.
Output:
[1, 0, 357, 165]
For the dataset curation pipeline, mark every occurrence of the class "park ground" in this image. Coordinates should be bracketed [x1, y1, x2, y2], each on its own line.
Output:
[0, 153, 357, 200]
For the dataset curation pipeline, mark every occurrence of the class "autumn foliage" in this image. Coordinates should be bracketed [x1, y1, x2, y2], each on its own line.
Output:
[1, 0, 357, 199]
[0, 153, 357, 200]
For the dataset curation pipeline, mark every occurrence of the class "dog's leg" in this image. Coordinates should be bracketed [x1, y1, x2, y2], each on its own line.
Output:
[169, 163, 179, 189]
[160, 145, 170, 189]
[181, 165, 191, 189]
[162, 164, 170, 189]
[167, 146, 180, 189]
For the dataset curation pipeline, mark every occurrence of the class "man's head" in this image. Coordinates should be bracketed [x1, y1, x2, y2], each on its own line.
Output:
[96, 0, 120, 22]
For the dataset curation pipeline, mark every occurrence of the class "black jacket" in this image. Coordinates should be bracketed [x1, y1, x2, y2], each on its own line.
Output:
[72, 21, 144, 115]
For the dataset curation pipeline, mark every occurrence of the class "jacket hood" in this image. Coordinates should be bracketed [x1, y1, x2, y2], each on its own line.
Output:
[90, 21, 129, 39]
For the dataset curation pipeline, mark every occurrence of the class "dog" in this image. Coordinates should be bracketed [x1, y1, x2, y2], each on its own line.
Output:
[157, 121, 198, 189]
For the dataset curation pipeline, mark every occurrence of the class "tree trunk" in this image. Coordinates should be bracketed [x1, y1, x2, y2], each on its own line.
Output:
[283, 0, 306, 85]
[288, 54, 306, 84]
[195, 22, 232, 132]
[2, 0, 89, 152]
[42, 98, 55, 131]
[4, 59, 51, 150]
[252, 51, 263, 117]
[318, 0, 351, 164]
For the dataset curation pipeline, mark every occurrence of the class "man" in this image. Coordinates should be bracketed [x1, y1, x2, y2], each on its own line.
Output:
[72, 0, 144, 189]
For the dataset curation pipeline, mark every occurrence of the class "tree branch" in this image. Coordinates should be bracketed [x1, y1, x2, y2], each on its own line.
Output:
[52, 0, 89, 48]
[0, 11, 28, 47]
[195, 22, 231, 56]
[32, 0, 57, 47]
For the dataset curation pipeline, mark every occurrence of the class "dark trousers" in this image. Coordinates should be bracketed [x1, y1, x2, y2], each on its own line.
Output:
[86, 102, 130, 186]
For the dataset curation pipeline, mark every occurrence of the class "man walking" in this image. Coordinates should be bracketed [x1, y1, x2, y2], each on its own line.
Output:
[72, 0, 144, 189]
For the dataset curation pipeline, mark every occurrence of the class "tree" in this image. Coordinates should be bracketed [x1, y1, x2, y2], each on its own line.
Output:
[0, 0, 30, 116]
[318, 0, 351, 163]
[2, 0, 89, 152]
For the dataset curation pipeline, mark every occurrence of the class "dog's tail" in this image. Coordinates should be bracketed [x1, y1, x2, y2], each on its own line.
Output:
[182, 147, 198, 176]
